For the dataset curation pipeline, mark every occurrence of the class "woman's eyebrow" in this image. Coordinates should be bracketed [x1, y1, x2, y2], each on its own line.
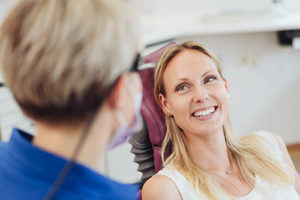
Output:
[176, 78, 189, 82]
[176, 69, 215, 81]
[174, 69, 215, 82]
[201, 69, 215, 77]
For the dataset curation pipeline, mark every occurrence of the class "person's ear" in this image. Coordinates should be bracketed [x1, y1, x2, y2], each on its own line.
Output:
[222, 77, 230, 96]
[107, 74, 128, 109]
[158, 93, 172, 117]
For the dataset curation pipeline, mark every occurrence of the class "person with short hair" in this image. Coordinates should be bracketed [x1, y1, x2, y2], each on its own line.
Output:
[0, 0, 142, 199]
[142, 41, 300, 200]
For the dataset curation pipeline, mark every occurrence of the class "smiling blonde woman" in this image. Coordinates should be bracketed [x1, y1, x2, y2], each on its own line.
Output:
[142, 41, 300, 200]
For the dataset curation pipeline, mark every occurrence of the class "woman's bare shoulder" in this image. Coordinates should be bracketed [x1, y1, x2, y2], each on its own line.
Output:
[142, 174, 182, 200]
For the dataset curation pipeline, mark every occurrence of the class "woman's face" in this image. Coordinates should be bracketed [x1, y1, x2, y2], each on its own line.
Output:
[159, 49, 229, 137]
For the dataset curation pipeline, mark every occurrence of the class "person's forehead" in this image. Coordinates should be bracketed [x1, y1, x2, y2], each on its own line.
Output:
[164, 49, 217, 79]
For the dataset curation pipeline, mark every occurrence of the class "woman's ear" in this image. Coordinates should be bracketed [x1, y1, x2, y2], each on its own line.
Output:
[222, 77, 230, 95]
[158, 93, 172, 117]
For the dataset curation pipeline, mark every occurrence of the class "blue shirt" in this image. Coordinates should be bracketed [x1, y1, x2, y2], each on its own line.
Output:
[0, 128, 139, 200]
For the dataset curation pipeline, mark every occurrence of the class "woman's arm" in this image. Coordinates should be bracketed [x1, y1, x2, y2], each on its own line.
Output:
[271, 133, 300, 196]
[142, 174, 182, 200]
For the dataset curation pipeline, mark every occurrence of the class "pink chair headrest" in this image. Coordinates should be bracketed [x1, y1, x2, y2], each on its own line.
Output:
[139, 42, 175, 172]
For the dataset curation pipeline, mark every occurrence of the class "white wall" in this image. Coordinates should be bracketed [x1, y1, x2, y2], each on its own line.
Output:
[130, 0, 275, 16]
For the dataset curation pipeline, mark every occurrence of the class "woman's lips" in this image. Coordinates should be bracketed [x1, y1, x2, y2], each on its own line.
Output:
[191, 106, 218, 120]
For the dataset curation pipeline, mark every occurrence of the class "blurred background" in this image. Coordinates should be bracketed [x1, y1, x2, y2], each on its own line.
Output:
[0, 0, 300, 184]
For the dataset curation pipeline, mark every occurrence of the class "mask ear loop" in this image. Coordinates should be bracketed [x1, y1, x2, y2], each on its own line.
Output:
[125, 76, 136, 97]
[106, 110, 127, 150]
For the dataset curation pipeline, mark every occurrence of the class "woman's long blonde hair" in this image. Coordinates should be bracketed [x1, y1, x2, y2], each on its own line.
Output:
[153, 41, 294, 199]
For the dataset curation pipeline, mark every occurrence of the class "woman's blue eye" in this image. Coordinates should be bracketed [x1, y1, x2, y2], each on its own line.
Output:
[176, 84, 189, 91]
[204, 75, 217, 84]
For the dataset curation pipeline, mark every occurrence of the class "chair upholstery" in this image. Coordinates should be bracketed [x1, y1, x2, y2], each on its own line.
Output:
[139, 42, 176, 172]
[139, 68, 166, 172]
[129, 42, 175, 177]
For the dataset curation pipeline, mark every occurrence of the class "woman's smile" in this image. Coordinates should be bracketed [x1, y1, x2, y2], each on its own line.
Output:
[191, 106, 218, 121]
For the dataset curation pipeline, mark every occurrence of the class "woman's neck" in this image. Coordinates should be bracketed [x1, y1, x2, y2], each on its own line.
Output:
[185, 128, 231, 174]
[33, 104, 116, 173]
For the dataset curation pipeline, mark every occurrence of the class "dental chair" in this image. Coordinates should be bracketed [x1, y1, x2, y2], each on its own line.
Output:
[129, 42, 175, 186]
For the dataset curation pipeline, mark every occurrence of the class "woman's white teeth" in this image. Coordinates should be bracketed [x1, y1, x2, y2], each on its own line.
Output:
[193, 107, 215, 117]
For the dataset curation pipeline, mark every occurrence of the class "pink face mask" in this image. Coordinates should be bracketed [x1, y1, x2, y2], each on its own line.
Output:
[107, 83, 143, 150]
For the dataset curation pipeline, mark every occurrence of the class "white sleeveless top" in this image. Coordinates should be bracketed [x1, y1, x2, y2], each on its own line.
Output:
[157, 131, 300, 200]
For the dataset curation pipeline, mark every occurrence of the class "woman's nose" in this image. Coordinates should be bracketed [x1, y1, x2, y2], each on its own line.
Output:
[192, 86, 208, 103]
